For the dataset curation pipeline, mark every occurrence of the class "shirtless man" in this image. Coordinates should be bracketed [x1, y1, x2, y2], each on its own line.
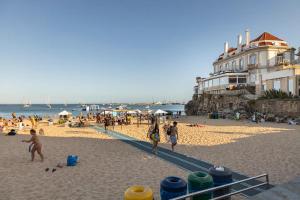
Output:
[22, 129, 44, 162]
[170, 121, 179, 151]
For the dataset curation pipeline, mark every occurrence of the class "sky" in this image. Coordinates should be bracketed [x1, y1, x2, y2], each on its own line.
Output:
[1, 0, 300, 104]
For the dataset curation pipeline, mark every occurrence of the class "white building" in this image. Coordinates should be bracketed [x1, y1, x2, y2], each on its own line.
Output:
[195, 30, 300, 97]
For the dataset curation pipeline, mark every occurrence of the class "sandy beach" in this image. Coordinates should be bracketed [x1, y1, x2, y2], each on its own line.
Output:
[1, 116, 299, 199]
[0, 123, 188, 200]
[114, 116, 300, 185]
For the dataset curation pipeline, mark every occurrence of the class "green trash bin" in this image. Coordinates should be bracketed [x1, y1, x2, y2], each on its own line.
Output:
[188, 171, 214, 200]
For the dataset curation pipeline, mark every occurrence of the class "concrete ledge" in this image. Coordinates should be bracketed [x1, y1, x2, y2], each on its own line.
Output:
[249, 177, 300, 200]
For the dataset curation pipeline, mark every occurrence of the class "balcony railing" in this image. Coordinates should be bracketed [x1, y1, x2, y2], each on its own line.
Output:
[247, 63, 258, 69]
[171, 174, 269, 200]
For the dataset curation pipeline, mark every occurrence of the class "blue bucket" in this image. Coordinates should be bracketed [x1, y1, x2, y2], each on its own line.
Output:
[67, 155, 78, 166]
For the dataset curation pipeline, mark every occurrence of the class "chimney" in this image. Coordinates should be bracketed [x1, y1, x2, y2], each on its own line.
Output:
[298, 47, 300, 62]
[237, 34, 242, 52]
[245, 29, 250, 47]
[224, 41, 229, 58]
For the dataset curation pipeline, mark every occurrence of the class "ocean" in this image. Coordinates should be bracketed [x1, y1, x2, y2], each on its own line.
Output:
[0, 104, 185, 118]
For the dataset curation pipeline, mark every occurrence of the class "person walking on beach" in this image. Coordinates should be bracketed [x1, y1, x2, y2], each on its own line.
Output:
[170, 121, 179, 151]
[22, 129, 44, 162]
[149, 123, 160, 155]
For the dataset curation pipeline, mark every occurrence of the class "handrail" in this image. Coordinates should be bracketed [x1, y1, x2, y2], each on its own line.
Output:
[170, 174, 269, 200]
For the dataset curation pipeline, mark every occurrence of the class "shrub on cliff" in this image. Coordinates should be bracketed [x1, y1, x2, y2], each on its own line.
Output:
[259, 89, 296, 99]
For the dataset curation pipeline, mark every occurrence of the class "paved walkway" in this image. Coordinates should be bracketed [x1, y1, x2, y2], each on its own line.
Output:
[93, 125, 272, 198]
[250, 177, 300, 200]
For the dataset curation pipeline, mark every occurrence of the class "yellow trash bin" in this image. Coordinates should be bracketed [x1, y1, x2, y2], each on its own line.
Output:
[124, 185, 153, 200]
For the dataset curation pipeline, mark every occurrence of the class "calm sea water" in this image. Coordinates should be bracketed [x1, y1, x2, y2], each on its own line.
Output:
[0, 104, 185, 118]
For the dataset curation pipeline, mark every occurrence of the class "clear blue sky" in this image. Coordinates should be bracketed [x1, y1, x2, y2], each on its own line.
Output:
[1, 0, 299, 104]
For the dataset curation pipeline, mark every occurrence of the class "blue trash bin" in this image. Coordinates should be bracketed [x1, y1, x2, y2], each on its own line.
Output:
[67, 155, 78, 166]
[160, 176, 187, 200]
[208, 166, 232, 200]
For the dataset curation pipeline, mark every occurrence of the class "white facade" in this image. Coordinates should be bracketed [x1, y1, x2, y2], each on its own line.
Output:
[195, 30, 300, 96]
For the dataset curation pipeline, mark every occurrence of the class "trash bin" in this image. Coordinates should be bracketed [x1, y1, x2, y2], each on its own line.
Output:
[160, 176, 187, 200]
[209, 166, 233, 200]
[124, 185, 153, 200]
[188, 171, 214, 200]
[208, 113, 212, 119]
[67, 155, 78, 166]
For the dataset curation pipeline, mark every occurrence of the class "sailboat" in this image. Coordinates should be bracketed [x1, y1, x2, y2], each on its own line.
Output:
[24, 100, 31, 108]
[46, 97, 52, 109]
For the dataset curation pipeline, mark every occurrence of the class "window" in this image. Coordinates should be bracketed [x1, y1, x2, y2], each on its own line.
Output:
[229, 76, 237, 84]
[212, 78, 219, 86]
[209, 80, 213, 87]
[276, 55, 283, 64]
[232, 61, 236, 70]
[250, 74, 256, 82]
[220, 77, 228, 85]
[239, 58, 244, 70]
[249, 54, 256, 65]
[273, 80, 280, 90]
[204, 81, 208, 88]
[288, 79, 294, 94]
[225, 63, 229, 70]
[238, 76, 247, 83]
[220, 65, 223, 71]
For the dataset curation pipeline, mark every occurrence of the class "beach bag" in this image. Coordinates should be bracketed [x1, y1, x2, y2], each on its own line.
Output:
[151, 128, 160, 142]
[166, 126, 172, 135]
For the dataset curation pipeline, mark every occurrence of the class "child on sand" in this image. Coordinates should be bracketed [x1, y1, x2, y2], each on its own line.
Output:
[22, 129, 44, 162]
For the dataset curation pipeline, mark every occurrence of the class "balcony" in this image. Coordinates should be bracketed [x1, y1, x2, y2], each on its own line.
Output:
[247, 63, 258, 70]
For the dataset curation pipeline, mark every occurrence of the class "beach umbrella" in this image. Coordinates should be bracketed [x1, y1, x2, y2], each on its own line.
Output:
[58, 110, 71, 116]
[101, 110, 112, 114]
[127, 110, 137, 114]
[154, 109, 167, 115]
[135, 109, 142, 114]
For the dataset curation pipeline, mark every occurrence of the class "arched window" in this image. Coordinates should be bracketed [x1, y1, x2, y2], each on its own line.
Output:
[225, 63, 229, 70]
[239, 58, 244, 70]
[232, 61, 236, 70]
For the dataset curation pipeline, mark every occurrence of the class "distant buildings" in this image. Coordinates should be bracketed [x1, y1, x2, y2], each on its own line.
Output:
[194, 30, 300, 97]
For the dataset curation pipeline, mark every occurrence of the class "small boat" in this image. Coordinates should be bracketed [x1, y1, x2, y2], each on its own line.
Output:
[46, 97, 51, 109]
[145, 105, 150, 109]
[24, 100, 31, 108]
[24, 104, 31, 108]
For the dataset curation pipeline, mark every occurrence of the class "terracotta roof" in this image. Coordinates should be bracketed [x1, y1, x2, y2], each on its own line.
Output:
[216, 32, 288, 62]
[258, 42, 273, 46]
[251, 32, 283, 42]
[228, 47, 237, 53]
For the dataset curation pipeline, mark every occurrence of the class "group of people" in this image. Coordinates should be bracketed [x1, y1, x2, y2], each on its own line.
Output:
[147, 119, 179, 154]
[0, 114, 42, 134]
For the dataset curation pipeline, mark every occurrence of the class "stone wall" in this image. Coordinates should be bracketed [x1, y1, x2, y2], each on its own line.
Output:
[254, 99, 300, 117]
[185, 93, 252, 116]
[186, 94, 300, 118]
